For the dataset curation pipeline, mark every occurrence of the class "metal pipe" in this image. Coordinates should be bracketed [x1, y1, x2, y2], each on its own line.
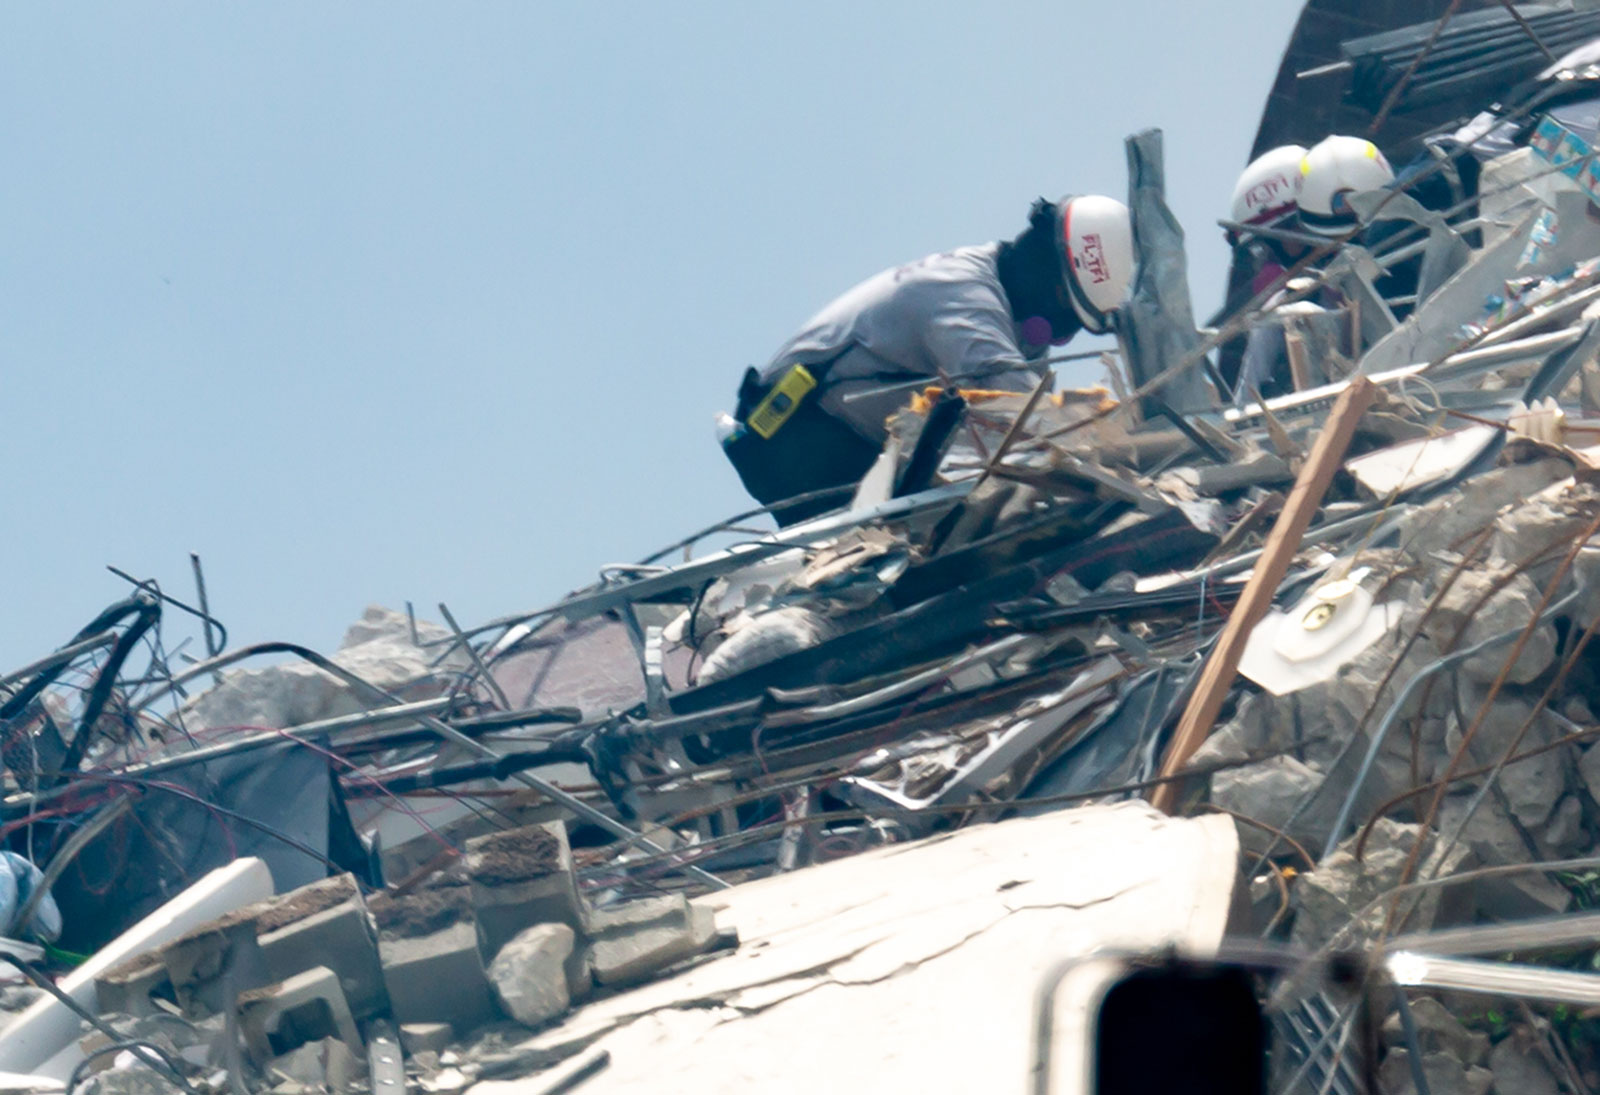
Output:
[190, 552, 223, 660]
[1389, 911, 1600, 956]
[439, 602, 512, 711]
[760, 634, 1032, 727]
[1388, 951, 1600, 1007]
[0, 631, 117, 690]
[1, 697, 456, 814]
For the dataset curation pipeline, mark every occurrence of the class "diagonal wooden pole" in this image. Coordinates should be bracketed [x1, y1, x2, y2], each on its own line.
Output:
[1150, 376, 1376, 814]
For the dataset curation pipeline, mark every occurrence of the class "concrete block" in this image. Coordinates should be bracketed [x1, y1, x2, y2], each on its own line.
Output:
[466, 823, 586, 962]
[257, 898, 386, 1019]
[584, 894, 689, 936]
[378, 921, 499, 1033]
[487, 923, 574, 1028]
[398, 1022, 453, 1055]
[586, 904, 717, 988]
[94, 954, 171, 1019]
[161, 916, 267, 1020]
[238, 966, 361, 1065]
[251, 874, 364, 936]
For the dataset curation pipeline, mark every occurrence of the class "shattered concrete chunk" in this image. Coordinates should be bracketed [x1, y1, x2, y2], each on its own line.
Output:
[1539, 793, 1589, 859]
[487, 923, 575, 1028]
[161, 915, 267, 1020]
[1208, 754, 1333, 853]
[340, 604, 450, 651]
[1444, 697, 1571, 830]
[1423, 568, 1557, 686]
[180, 604, 468, 732]
[1435, 795, 1572, 919]
[267, 1036, 364, 1094]
[1369, 1050, 1491, 1095]
[1489, 481, 1600, 589]
[94, 955, 171, 1020]
[1577, 740, 1600, 808]
[1292, 819, 1470, 946]
[1377, 1049, 1492, 1095]
[1488, 1036, 1561, 1095]
[1396, 459, 1573, 564]
[696, 606, 837, 686]
[1381, 997, 1489, 1066]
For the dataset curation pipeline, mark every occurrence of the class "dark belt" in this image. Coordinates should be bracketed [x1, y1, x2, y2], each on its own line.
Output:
[723, 356, 880, 526]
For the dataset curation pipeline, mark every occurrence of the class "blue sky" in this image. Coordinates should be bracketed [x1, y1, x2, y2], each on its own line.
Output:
[0, 3, 1304, 666]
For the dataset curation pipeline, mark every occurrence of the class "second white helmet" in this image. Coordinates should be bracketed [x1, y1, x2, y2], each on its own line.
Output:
[1057, 194, 1134, 334]
[1230, 144, 1308, 234]
[1298, 135, 1395, 236]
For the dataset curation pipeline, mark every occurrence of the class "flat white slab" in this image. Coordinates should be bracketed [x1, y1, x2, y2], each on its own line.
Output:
[474, 802, 1237, 1095]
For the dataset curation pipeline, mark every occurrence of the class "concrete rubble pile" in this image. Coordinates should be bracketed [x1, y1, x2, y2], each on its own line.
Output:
[16, 7, 1600, 1093]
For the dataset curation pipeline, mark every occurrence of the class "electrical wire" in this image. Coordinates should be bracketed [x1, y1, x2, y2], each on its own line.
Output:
[0, 953, 198, 1095]
[67, 1040, 192, 1095]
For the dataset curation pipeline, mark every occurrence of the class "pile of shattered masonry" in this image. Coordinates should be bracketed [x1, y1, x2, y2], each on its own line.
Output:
[36, 80, 1600, 1095]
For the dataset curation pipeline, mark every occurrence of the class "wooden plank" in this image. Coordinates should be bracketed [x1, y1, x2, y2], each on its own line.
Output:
[1150, 376, 1376, 813]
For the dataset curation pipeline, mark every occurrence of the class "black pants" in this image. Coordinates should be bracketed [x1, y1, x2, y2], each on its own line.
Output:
[723, 370, 881, 527]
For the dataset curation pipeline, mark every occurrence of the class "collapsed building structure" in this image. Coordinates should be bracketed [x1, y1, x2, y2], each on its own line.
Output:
[16, 3, 1600, 1093]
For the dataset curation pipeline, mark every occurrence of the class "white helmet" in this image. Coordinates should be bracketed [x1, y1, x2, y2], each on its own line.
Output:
[1297, 135, 1395, 236]
[1229, 145, 1307, 241]
[1057, 194, 1134, 334]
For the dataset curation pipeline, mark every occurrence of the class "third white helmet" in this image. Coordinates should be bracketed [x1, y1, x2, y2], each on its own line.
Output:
[1057, 194, 1134, 334]
[1298, 135, 1395, 236]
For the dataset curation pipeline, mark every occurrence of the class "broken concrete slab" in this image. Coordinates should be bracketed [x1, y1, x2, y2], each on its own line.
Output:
[1577, 740, 1600, 808]
[92, 956, 170, 1021]
[1539, 793, 1589, 859]
[494, 804, 1236, 1095]
[1396, 459, 1574, 565]
[487, 924, 575, 1028]
[1489, 481, 1600, 589]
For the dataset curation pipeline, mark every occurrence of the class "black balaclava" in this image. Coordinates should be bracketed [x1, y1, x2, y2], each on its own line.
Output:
[996, 198, 1082, 350]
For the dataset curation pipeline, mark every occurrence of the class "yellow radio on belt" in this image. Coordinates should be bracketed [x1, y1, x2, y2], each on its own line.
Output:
[746, 364, 817, 439]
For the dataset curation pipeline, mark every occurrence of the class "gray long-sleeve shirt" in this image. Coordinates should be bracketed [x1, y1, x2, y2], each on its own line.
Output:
[760, 243, 1048, 442]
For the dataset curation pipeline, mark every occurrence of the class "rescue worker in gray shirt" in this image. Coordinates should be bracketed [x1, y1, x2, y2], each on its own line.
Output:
[722, 194, 1134, 524]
